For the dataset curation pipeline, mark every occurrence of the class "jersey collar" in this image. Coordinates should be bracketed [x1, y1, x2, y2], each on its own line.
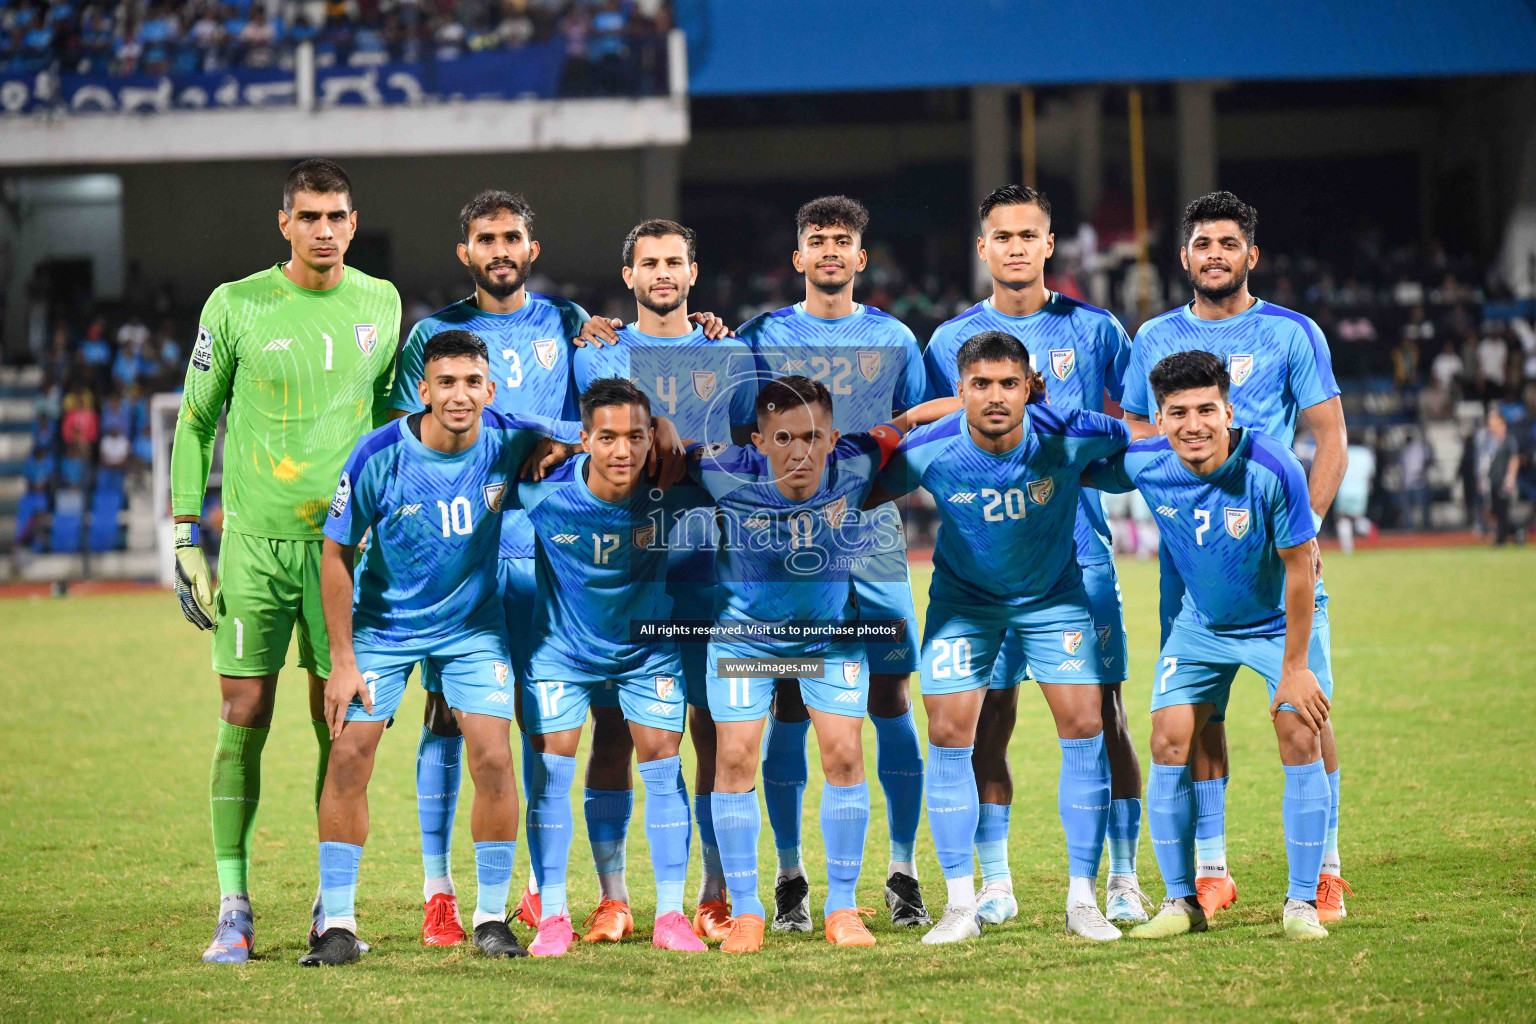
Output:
[621, 323, 706, 344]
[793, 301, 864, 323]
[397, 412, 484, 463]
[982, 292, 1055, 323]
[1179, 296, 1265, 328]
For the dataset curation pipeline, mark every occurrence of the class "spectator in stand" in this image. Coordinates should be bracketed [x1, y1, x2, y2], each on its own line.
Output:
[61, 389, 100, 451]
[1397, 428, 1431, 531]
[238, 5, 280, 67]
[1392, 336, 1420, 393]
[1430, 340, 1464, 394]
[1335, 437, 1377, 553]
[1476, 327, 1509, 402]
[1482, 408, 1521, 545]
[1337, 312, 1376, 342]
[79, 318, 112, 372]
[1393, 274, 1425, 306]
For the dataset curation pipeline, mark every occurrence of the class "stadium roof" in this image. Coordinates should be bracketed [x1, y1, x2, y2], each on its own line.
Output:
[679, 0, 1536, 96]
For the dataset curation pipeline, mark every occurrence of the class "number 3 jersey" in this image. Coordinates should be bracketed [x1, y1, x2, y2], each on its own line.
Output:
[324, 408, 573, 645]
[389, 294, 589, 559]
[513, 454, 712, 673]
[879, 406, 1131, 608]
[1083, 429, 1316, 638]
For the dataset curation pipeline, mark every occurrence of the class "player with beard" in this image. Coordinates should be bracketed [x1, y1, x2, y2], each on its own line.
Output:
[572, 220, 759, 943]
[1119, 192, 1350, 924]
[731, 196, 936, 935]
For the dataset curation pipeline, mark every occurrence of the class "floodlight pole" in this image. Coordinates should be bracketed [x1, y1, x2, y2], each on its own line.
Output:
[1128, 85, 1150, 320]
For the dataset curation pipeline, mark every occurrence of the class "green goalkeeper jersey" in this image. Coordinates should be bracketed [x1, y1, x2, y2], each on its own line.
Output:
[171, 264, 401, 539]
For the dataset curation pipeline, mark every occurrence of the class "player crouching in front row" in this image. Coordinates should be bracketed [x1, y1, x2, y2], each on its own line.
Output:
[301, 331, 580, 965]
[1082, 350, 1335, 941]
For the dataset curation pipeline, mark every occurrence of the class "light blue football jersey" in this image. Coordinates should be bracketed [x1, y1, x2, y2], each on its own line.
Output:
[924, 294, 1132, 564]
[515, 454, 712, 674]
[390, 293, 588, 559]
[1120, 299, 1339, 445]
[879, 406, 1131, 607]
[325, 408, 571, 645]
[573, 323, 759, 582]
[686, 425, 904, 655]
[1084, 430, 1315, 637]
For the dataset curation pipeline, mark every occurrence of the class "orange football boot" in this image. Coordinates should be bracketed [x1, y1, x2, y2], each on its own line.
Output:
[720, 913, 765, 953]
[1316, 874, 1352, 922]
[512, 885, 541, 929]
[824, 907, 877, 947]
[692, 898, 733, 942]
[1195, 872, 1237, 919]
[582, 898, 635, 942]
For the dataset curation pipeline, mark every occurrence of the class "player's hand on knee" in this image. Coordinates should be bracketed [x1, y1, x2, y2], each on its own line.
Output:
[1271, 667, 1328, 733]
[688, 311, 734, 340]
[325, 663, 371, 738]
[173, 522, 215, 630]
[573, 317, 623, 348]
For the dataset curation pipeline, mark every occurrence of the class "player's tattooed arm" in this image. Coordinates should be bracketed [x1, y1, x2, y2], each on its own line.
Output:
[572, 312, 733, 347]
[319, 538, 371, 737]
[1271, 540, 1328, 733]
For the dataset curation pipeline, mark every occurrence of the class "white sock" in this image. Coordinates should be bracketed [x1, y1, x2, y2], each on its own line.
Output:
[220, 893, 252, 918]
[1195, 857, 1227, 879]
[775, 864, 807, 883]
[945, 875, 976, 908]
[527, 872, 540, 896]
[1321, 851, 1341, 876]
[889, 859, 917, 879]
[471, 910, 502, 928]
[324, 916, 357, 935]
[1067, 875, 1097, 909]
[598, 871, 629, 904]
[981, 876, 1014, 894]
[1107, 872, 1138, 888]
[424, 875, 454, 900]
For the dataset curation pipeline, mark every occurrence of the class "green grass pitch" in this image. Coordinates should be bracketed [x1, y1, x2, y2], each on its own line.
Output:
[1, 546, 1533, 1022]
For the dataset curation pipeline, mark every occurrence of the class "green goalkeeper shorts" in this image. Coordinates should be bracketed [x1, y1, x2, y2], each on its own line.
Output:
[211, 532, 330, 678]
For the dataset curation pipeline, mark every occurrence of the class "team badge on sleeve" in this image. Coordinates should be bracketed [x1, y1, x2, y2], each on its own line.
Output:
[655, 675, 676, 700]
[1027, 478, 1055, 505]
[532, 339, 559, 370]
[482, 482, 506, 513]
[858, 350, 882, 382]
[192, 325, 214, 372]
[1062, 629, 1084, 654]
[354, 324, 378, 355]
[692, 370, 718, 401]
[632, 523, 657, 548]
[493, 662, 510, 687]
[1049, 348, 1076, 381]
[843, 662, 863, 685]
[821, 495, 849, 529]
[1229, 354, 1254, 386]
[1224, 507, 1252, 539]
[329, 472, 351, 518]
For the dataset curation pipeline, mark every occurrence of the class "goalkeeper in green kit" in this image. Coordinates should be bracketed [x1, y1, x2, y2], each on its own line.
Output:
[169, 159, 401, 963]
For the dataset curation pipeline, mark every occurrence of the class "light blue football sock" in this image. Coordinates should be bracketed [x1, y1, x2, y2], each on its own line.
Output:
[926, 743, 978, 881]
[1323, 768, 1341, 874]
[1147, 763, 1196, 900]
[585, 788, 632, 902]
[711, 790, 764, 919]
[821, 781, 870, 915]
[695, 792, 726, 902]
[1058, 733, 1111, 880]
[520, 731, 542, 888]
[473, 840, 515, 926]
[1107, 797, 1142, 877]
[318, 841, 363, 931]
[872, 709, 923, 868]
[416, 727, 462, 894]
[1193, 775, 1229, 875]
[761, 715, 810, 870]
[527, 752, 576, 920]
[1283, 760, 1330, 901]
[639, 757, 691, 917]
[974, 803, 1011, 885]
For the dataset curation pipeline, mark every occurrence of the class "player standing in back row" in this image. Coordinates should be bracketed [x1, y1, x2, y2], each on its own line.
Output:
[1119, 192, 1350, 924]
[170, 159, 401, 963]
[735, 196, 936, 932]
[924, 185, 1148, 927]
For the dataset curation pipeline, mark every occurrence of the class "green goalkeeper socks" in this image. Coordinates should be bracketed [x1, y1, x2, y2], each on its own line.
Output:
[311, 719, 331, 811]
[210, 720, 269, 898]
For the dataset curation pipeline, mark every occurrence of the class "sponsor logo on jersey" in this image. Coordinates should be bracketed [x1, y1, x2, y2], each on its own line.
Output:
[395, 503, 422, 517]
[264, 338, 293, 351]
[883, 647, 910, 661]
[1096, 623, 1113, 650]
[552, 533, 579, 544]
[1156, 505, 1179, 518]
[633, 523, 657, 549]
[843, 661, 862, 685]
[192, 325, 213, 372]
[1028, 478, 1055, 505]
[1050, 348, 1076, 381]
[948, 492, 976, 503]
[1062, 629, 1084, 654]
[482, 482, 506, 513]
[834, 689, 863, 703]
[1101, 656, 1116, 669]
[822, 495, 849, 529]
[858, 350, 882, 381]
[532, 339, 559, 370]
[484, 690, 511, 705]
[1058, 659, 1086, 672]
[1225, 507, 1251, 539]
[779, 358, 807, 374]
[692, 370, 717, 401]
[1229, 353, 1254, 386]
[329, 472, 351, 518]
[493, 662, 509, 687]
[743, 513, 770, 531]
[644, 701, 676, 716]
[654, 675, 676, 700]
[354, 324, 378, 355]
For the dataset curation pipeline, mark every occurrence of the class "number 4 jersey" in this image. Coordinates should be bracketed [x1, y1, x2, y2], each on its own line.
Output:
[324, 409, 575, 645]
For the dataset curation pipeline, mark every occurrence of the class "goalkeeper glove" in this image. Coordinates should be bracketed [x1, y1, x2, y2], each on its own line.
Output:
[174, 522, 215, 630]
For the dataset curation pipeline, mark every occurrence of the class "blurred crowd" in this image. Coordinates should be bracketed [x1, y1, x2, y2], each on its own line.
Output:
[0, 0, 672, 89]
